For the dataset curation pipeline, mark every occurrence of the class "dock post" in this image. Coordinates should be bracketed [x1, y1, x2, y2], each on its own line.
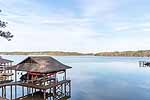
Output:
[27, 87, 29, 95]
[69, 81, 71, 96]
[10, 85, 12, 100]
[15, 70, 17, 99]
[22, 86, 24, 96]
[139, 61, 141, 67]
[4, 86, 6, 99]
[143, 61, 145, 67]
[15, 85, 17, 99]
[64, 70, 66, 95]
[61, 84, 63, 94]
[2, 87, 3, 97]
[43, 90, 46, 100]
[49, 88, 51, 94]
[29, 88, 31, 94]
[53, 87, 56, 96]
[32, 88, 33, 96]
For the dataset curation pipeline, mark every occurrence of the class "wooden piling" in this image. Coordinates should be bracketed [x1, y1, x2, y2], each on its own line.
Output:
[43, 90, 46, 100]
[22, 86, 24, 96]
[10, 85, 12, 100]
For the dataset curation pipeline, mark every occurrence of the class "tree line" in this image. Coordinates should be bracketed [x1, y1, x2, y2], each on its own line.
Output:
[95, 50, 150, 57]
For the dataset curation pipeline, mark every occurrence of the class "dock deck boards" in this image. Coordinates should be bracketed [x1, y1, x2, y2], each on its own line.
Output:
[0, 80, 70, 90]
[14, 91, 52, 100]
[19, 80, 70, 89]
[14, 91, 70, 100]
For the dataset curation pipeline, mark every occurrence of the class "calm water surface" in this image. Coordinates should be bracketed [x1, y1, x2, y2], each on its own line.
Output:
[2, 55, 150, 100]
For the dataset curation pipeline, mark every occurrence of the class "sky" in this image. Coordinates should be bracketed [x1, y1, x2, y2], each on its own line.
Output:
[0, 0, 150, 53]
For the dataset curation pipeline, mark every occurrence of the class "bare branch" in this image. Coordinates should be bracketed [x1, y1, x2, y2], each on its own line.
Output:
[0, 20, 7, 28]
[0, 10, 13, 41]
[0, 31, 13, 41]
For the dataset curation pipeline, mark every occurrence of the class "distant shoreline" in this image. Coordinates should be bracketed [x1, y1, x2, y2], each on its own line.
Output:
[0, 50, 150, 57]
[95, 50, 150, 57]
[0, 51, 94, 56]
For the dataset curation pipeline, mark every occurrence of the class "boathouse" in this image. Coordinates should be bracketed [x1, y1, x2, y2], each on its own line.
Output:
[0, 56, 13, 83]
[0, 56, 13, 71]
[0, 56, 72, 100]
[0, 56, 13, 99]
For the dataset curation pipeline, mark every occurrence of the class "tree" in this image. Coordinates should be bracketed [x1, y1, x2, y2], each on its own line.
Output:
[0, 10, 13, 41]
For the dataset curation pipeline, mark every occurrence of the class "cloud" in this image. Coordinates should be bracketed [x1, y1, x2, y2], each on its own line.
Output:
[0, 0, 103, 52]
[1, 0, 150, 52]
[114, 26, 130, 31]
[77, 0, 116, 17]
[140, 22, 150, 27]
[143, 28, 150, 32]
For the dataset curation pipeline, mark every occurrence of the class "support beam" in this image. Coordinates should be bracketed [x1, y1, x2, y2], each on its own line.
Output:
[4, 86, 6, 98]
[2, 87, 3, 97]
[10, 85, 12, 100]
[64, 70, 66, 95]
[15, 85, 17, 99]
[64, 70, 66, 80]
[22, 86, 24, 96]
[15, 70, 17, 82]
[43, 90, 46, 100]
[32, 88, 33, 96]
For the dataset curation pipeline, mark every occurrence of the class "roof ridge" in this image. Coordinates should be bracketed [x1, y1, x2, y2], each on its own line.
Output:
[30, 56, 52, 57]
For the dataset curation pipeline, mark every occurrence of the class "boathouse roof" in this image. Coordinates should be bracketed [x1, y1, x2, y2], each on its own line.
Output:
[0, 56, 13, 64]
[13, 56, 71, 73]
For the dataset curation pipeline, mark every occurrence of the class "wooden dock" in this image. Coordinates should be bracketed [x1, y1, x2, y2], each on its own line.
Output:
[14, 91, 52, 100]
[139, 61, 150, 67]
[14, 91, 70, 100]
[18, 80, 71, 90]
[0, 80, 71, 100]
[0, 56, 72, 100]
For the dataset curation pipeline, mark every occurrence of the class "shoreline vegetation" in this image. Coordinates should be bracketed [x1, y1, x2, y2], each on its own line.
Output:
[0, 51, 94, 56]
[95, 50, 150, 57]
[0, 50, 150, 57]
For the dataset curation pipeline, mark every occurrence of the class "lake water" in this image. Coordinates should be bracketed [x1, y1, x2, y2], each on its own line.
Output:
[1, 55, 150, 100]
